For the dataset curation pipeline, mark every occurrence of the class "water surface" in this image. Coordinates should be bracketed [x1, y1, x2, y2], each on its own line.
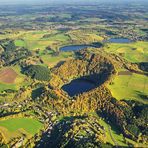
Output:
[60, 45, 91, 51]
[107, 38, 132, 43]
[62, 79, 96, 97]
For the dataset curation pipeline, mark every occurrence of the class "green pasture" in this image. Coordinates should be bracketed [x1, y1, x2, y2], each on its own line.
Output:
[0, 117, 43, 142]
[14, 39, 26, 47]
[107, 72, 148, 103]
[105, 41, 148, 62]
[14, 31, 70, 51]
[0, 83, 16, 92]
[99, 119, 127, 146]
[68, 30, 104, 44]
[0, 118, 43, 135]
[41, 51, 73, 67]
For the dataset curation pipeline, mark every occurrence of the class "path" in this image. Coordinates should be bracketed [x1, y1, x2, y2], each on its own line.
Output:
[107, 124, 118, 147]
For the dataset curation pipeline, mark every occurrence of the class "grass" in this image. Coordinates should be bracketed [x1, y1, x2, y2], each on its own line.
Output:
[89, 112, 127, 147]
[99, 118, 147, 147]
[0, 83, 16, 92]
[17, 30, 70, 51]
[0, 65, 31, 92]
[68, 30, 104, 44]
[0, 118, 43, 134]
[105, 41, 148, 62]
[19, 32, 70, 51]
[99, 119, 127, 147]
[41, 52, 73, 67]
[14, 39, 26, 47]
[107, 72, 148, 103]
[0, 118, 43, 142]
[43, 33, 70, 42]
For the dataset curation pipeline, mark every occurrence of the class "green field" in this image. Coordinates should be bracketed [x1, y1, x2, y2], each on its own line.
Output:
[15, 39, 26, 47]
[107, 72, 148, 103]
[16, 31, 70, 51]
[0, 118, 43, 134]
[99, 119, 127, 146]
[0, 65, 30, 92]
[0, 117, 43, 143]
[0, 83, 16, 92]
[105, 41, 148, 62]
[41, 51, 73, 67]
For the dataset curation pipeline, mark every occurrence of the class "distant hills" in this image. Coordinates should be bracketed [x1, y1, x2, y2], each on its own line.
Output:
[0, 0, 148, 5]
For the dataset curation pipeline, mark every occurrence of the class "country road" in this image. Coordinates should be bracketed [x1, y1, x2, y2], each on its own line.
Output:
[107, 124, 118, 147]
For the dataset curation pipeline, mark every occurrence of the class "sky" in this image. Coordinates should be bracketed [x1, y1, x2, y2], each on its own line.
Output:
[0, 0, 147, 5]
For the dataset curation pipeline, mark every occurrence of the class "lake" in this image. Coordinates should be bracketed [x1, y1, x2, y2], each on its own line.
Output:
[62, 79, 96, 97]
[106, 38, 132, 43]
[60, 45, 91, 51]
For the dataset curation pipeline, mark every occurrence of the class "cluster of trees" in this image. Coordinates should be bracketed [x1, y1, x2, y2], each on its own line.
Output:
[2, 40, 16, 51]
[0, 40, 31, 66]
[119, 100, 148, 139]
[100, 99, 148, 144]
[23, 65, 51, 81]
[138, 62, 148, 72]
[51, 51, 115, 87]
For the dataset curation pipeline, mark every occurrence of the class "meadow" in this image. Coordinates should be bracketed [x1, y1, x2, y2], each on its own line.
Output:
[107, 72, 148, 103]
[104, 41, 148, 63]
[0, 117, 43, 142]
[99, 118, 127, 147]
[41, 52, 73, 67]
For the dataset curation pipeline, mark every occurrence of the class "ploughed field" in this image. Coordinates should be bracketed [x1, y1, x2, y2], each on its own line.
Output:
[0, 68, 17, 84]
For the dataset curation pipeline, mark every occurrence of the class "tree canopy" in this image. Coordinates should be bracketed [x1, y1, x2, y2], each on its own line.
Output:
[23, 65, 51, 81]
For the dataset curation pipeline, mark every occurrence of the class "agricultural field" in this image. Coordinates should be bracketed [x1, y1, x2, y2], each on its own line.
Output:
[1, 29, 104, 52]
[0, 117, 43, 143]
[67, 30, 104, 44]
[0, 66, 30, 92]
[0, 68, 17, 84]
[13, 31, 68, 51]
[104, 41, 148, 63]
[41, 52, 73, 67]
[108, 73, 148, 103]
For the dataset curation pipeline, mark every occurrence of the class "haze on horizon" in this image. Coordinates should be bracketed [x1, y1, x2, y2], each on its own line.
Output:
[0, 0, 148, 5]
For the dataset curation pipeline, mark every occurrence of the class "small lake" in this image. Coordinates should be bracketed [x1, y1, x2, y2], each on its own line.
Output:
[60, 45, 92, 51]
[62, 79, 96, 97]
[106, 38, 132, 43]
